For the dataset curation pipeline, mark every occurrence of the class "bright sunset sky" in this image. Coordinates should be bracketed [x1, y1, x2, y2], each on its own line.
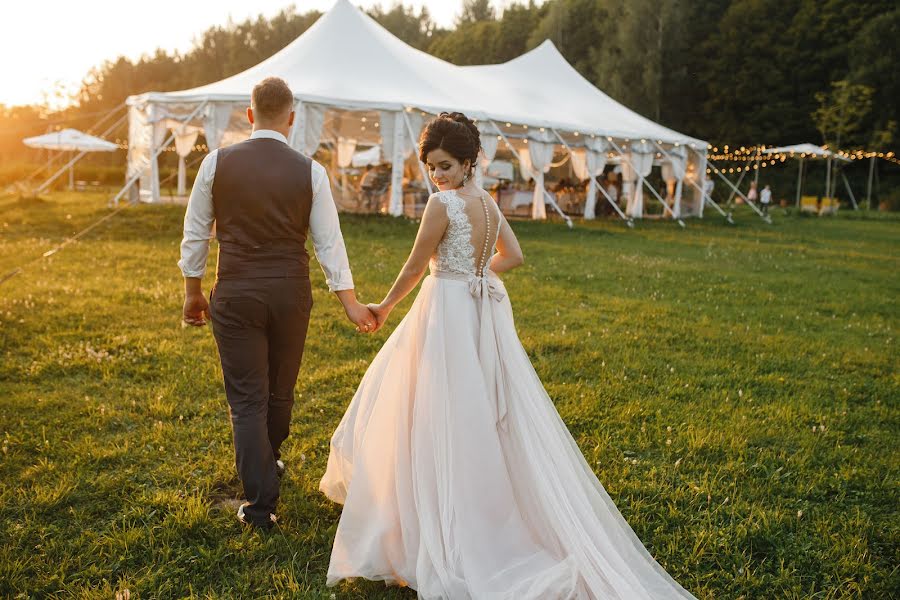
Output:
[1, 1, 510, 108]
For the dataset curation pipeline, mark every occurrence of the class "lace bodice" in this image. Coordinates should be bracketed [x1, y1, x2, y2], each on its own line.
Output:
[429, 190, 497, 277]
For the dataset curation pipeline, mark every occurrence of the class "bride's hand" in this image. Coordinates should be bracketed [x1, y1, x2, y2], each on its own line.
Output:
[367, 303, 391, 332]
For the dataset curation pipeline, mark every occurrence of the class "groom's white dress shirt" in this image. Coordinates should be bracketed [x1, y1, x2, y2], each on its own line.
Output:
[178, 129, 354, 291]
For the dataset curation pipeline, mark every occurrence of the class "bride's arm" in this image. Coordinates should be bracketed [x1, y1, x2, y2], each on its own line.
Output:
[369, 196, 448, 329]
[489, 212, 524, 274]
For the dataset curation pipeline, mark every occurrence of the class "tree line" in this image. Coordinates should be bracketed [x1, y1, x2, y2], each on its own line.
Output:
[2, 0, 897, 165]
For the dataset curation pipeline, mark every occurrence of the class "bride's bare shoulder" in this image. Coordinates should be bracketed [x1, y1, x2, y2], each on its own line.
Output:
[423, 192, 452, 219]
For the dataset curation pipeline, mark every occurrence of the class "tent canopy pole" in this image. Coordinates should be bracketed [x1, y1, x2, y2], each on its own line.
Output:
[841, 172, 858, 210]
[701, 154, 770, 223]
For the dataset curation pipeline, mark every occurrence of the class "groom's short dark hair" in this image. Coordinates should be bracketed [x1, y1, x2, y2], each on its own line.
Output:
[251, 77, 294, 122]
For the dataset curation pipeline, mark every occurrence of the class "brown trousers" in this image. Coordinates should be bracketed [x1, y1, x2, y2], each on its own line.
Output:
[210, 276, 312, 525]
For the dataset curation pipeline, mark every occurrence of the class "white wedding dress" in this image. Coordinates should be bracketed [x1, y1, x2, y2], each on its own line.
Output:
[320, 190, 697, 599]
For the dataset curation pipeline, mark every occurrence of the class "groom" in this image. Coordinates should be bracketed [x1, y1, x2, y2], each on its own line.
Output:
[179, 76, 376, 529]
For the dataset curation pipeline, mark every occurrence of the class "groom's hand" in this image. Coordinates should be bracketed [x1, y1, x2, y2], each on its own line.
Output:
[183, 292, 210, 326]
[366, 303, 391, 332]
[345, 301, 377, 334]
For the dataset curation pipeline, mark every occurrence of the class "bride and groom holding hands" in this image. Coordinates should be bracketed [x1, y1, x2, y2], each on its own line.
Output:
[180, 76, 697, 599]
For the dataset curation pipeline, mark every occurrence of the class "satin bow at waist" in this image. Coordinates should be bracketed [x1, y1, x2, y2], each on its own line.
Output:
[431, 269, 509, 430]
[431, 270, 506, 302]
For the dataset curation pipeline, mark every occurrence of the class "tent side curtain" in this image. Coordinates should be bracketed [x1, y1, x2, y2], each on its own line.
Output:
[288, 102, 326, 156]
[582, 138, 608, 219]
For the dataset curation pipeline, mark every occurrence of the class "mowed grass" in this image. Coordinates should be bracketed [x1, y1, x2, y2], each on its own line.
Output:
[0, 191, 897, 599]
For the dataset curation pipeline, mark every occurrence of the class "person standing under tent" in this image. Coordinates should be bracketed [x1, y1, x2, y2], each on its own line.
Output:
[760, 184, 772, 216]
[747, 180, 758, 205]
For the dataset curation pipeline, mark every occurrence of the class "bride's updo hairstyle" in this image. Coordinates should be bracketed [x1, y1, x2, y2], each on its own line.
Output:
[418, 112, 482, 176]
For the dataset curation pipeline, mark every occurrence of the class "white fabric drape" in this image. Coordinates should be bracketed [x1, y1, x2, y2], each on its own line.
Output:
[202, 102, 233, 151]
[126, 103, 153, 203]
[518, 147, 533, 182]
[388, 111, 405, 216]
[583, 138, 608, 220]
[625, 142, 653, 218]
[380, 110, 412, 216]
[661, 163, 675, 183]
[570, 149, 588, 180]
[695, 149, 708, 218]
[337, 137, 358, 168]
[168, 121, 201, 195]
[621, 161, 638, 218]
[302, 103, 326, 156]
[476, 132, 499, 188]
[527, 139, 554, 220]
[379, 110, 396, 159]
[288, 100, 304, 152]
[403, 111, 424, 157]
[288, 101, 326, 156]
[147, 119, 167, 203]
[667, 145, 687, 218]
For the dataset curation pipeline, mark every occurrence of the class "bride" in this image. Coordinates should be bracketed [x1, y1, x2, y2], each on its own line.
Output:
[319, 112, 697, 599]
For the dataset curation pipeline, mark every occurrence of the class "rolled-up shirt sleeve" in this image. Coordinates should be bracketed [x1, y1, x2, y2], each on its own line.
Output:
[178, 150, 218, 278]
[309, 160, 354, 291]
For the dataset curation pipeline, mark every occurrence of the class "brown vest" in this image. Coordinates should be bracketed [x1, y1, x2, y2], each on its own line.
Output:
[211, 137, 313, 279]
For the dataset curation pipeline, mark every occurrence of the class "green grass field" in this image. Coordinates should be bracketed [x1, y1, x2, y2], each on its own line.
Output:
[0, 192, 897, 599]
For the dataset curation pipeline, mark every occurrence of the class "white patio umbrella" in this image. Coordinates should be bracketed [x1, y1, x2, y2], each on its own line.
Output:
[24, 128, 118, 191]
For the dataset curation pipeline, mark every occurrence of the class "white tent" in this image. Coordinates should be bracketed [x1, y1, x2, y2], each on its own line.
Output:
[24, 128, 119, 191]
[762, 143, 855, 209]
[124, 0, 708, 220]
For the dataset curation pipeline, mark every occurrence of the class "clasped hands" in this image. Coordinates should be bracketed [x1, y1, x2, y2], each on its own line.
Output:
[182, 287, 392, 334]
[345, 301, 391, 334]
